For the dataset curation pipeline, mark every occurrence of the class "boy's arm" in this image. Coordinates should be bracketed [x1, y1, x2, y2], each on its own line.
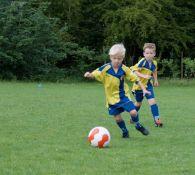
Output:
[136, 81, 151, 96]
[130, 64, 151, 79]
[84, 68, 104, 82]
[153, 70, 159, 86]
[134, 70, 152, 79]
[84, 64, 110, 82]
[125, 66, 151, 96]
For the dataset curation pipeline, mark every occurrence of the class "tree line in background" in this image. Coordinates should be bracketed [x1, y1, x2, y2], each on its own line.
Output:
[0, 0, 194, 81]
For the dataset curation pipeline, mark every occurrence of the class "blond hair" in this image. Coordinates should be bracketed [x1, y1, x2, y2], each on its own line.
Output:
[143, 43, 156, 51]
[109, 44, 126, 58]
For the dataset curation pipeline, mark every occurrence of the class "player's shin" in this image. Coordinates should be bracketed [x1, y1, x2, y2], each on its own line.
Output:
[135, 105, 140, 112]
[150, 104, 163, 127]
[130, 110, 141, 128]
[116, 120, 128, 134]
[150, 104, 160, 120]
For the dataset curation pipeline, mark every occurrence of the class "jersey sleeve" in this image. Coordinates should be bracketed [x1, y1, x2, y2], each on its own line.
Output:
[130, 64, 139, 72]
[130, 58, 146, 72]
[153, 60, 158, 71]
[91, 64, 110, 82]
[123, 65, 140, 82]
[137, 58, 146, 68]
[91, 69, 104, 82]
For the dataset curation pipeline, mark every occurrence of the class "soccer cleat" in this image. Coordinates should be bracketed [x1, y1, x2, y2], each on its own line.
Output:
[135, 124, 149, 136]
[154, 118, 163, 127]
[122, 131, 129, 138]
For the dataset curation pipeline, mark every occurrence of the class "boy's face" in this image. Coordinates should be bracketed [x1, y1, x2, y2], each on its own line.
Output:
[110, 54, 124, 68]
[143, 48, 156, 60]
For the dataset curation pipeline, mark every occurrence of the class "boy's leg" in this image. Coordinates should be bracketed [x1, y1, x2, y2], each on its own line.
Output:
[114, 114, 129, 138]
[129, 109, 141, 127]
[109, 105, 129, 138]
[146, 88, 163, 127]
[132, 90, 144, 112]
[129, 109, 149, 135]
[123, 101, 149, 136]
[135, 102, 142, 112]
[130, 91, 143, 124]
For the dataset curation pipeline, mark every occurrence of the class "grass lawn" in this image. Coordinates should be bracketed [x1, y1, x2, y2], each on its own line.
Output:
[0, 80, 194, 175]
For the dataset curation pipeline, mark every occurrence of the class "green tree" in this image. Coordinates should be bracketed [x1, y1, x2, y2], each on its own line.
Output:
[101, 0, 194, 62]
[0, 1, 66, 80]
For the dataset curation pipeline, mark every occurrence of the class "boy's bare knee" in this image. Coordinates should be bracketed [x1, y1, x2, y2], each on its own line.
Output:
[148, 98, 156, 105]
[130, 110, 137, 117]
[136, 102, 142, 107]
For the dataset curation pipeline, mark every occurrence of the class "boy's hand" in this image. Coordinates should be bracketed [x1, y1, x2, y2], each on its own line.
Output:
[84, 72, 92, 78]
[137, 81, 151, 96]
[153, 80, 159, 87]
[143, 89, 151, 96]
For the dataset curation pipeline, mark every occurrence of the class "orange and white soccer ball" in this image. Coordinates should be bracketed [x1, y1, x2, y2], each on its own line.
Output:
[88, 126, 111, 148]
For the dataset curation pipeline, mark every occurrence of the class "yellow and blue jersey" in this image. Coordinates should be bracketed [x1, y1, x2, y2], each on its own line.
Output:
[130, 58, 157, 91]
[92, 63, 139, 108]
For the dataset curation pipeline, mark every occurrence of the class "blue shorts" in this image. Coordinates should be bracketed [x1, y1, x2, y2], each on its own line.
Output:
[132, 87, 155, 103]
[108, 98, 135, 116]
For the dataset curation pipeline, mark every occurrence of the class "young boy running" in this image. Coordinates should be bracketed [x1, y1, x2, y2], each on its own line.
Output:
[131, 43, 163, 127]
[84, 44, 151, 138]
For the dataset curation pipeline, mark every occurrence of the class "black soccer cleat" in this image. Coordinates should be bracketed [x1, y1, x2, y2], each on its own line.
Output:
[122, 131, 129, 138]
[135, 124, 149, 136]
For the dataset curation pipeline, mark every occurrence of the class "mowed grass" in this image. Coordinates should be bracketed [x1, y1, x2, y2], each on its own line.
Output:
[0, 80, 194, 175]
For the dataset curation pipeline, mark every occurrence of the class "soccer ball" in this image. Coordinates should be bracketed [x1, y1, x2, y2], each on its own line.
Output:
[88, 126, 111, 148]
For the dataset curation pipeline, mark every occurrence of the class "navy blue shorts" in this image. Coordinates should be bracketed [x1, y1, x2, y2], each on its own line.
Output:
[108, 99, 136, 116]
[132, 87, 155, 103]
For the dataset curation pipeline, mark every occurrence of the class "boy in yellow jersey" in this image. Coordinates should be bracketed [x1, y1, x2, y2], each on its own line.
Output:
[131, 43, 163, 127]
[84, 44, 151, 138]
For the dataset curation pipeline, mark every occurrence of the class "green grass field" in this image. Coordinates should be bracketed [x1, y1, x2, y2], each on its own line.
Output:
[0, 81, 194, 175]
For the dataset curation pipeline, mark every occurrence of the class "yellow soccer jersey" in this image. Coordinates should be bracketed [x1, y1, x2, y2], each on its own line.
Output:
[130, 58, 157, 91]
[92, 63, 139, 107]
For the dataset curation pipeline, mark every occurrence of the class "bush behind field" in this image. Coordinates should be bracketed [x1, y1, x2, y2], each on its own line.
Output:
[157, 57, 195, 79]
[0, 1, 194, 82]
